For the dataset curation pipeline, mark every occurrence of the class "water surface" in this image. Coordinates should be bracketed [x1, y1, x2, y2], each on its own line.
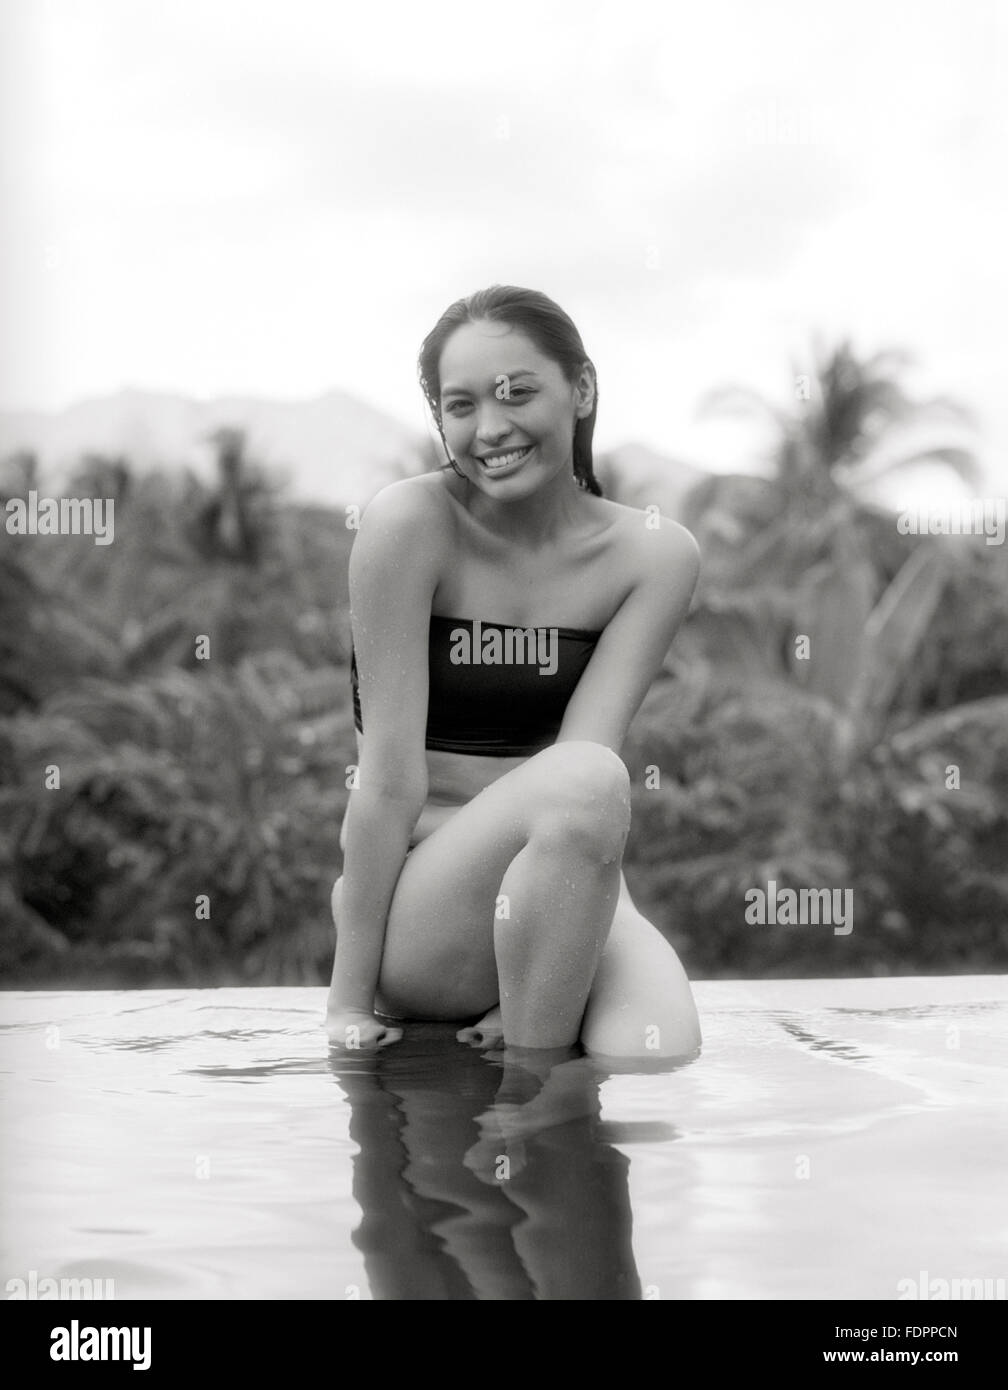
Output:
[2, 977, 1006, 1300]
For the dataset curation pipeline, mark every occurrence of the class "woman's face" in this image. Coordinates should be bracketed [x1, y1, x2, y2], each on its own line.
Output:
[437, 320, 594, 499]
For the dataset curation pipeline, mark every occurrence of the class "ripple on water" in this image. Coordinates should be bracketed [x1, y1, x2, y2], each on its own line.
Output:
[3, 983, 1006, 1300]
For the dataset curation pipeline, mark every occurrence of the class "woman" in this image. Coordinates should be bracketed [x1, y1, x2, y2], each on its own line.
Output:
[326, 285, 701, 1058]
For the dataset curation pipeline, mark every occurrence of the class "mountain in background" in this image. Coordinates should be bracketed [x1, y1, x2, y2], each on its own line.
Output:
[0, 386, 432, 508]
[0, 385, 707, 513]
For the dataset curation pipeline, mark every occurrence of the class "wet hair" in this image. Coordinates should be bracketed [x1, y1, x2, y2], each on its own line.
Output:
[417, 285, 603, 497]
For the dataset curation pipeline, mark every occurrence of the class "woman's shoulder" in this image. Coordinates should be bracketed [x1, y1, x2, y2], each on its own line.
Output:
[594, 496, 700, 571]
[586, 499, 700, 627]
[349, 474, 453, 612]
[356, 471, 456, 541]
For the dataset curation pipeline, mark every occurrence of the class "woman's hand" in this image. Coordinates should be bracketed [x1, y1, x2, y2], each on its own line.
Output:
[326, 1007, 403, 1051]
[326, 875, 402, 1051]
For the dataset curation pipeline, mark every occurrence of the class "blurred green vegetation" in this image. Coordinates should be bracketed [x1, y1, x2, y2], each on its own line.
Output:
[2, 347, 1007, 986]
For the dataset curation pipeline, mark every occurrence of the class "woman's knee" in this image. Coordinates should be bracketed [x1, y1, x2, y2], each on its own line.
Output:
[528, 742, 632, 859]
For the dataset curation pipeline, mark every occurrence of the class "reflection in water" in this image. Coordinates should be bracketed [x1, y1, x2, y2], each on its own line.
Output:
[329, 1026, 691, 1300]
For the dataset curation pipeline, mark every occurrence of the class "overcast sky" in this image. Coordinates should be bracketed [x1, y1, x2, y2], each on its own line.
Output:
[1, 0, 1006, 483]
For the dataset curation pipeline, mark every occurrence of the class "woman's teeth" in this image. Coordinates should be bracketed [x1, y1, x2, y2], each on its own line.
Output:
[481, 445, 532, 471]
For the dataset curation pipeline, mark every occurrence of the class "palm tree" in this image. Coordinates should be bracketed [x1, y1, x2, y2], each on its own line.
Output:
[682, 337, 979, 587]
[189, 426, 271, 563]
[675, 339, 985, 754]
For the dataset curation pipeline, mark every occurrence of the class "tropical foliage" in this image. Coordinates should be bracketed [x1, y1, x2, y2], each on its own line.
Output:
[1, 350, 1006, 986]
[622, 341, 1008, 974]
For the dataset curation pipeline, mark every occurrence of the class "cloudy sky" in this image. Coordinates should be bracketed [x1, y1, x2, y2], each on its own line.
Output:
[1, 0, 1006, 483]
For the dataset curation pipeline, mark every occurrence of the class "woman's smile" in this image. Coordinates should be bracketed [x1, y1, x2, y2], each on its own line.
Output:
[473, 443, 535, 477]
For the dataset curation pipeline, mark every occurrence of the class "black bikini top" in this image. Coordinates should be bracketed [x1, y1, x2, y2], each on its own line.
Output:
[350, 613, 602, 756]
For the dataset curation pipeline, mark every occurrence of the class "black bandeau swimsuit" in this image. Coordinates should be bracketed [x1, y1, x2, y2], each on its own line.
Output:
[350, 614, 601, 757]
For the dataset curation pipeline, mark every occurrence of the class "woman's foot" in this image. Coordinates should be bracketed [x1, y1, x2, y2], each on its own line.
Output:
[456, 1004, 504, 1050]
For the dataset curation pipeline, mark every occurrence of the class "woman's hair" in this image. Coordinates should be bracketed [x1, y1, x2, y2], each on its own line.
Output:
[417, 285, 603, 497]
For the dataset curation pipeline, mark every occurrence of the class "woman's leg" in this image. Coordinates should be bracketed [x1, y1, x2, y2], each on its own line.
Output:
[578, 872, 702, 1058]
[458, 875, 702, 1060]
[345, 740, 632, 1049]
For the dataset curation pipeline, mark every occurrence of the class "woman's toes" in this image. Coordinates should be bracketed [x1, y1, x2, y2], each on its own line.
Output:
[456, 1006, 504, 1049]
[456, 1023, 501, 1048]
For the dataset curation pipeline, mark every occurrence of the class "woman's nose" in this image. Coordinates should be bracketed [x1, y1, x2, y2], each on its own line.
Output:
[475, 409, 512, 442]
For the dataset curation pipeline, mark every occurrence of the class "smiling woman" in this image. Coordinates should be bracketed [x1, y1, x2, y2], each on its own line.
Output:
[325, 285, 702, 1059]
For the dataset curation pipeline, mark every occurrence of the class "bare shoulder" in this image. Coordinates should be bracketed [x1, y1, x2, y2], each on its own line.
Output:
[600, 498, 701, 590]
[350, 473, 454, 582]
[356, 472, 454, 540]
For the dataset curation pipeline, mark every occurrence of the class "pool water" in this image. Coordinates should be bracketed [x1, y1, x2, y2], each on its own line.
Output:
[2, 977, 1007, 1300]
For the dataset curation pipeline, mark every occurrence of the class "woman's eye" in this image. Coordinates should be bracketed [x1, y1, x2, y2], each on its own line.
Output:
[443, 390, 532, 415]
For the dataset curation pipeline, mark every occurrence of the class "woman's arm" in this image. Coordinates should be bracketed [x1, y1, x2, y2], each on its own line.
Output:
[556, 517, 700, 754]
[329, 480, 444, 1020]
